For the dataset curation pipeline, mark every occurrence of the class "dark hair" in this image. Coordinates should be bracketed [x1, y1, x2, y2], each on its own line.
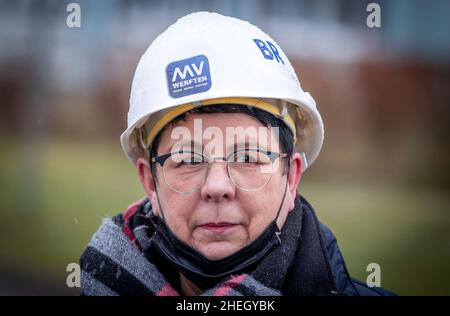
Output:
[149, 104, 294, 180]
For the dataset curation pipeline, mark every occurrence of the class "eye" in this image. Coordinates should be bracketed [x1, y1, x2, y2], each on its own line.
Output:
[168, 152, 205, 168]
[240, 155, 251, 163]
[235, 152, 258, 163]
[181, 154, 205, 166]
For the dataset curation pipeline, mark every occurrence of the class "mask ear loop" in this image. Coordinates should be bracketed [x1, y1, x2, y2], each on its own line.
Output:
[144, 127, 171, 224]
[274, 175, 289, 225]
[272, 157, 291, 239]
[147, 147, 167, 223]
[152, 178, 167, 223]
[274, 100, 292, 232]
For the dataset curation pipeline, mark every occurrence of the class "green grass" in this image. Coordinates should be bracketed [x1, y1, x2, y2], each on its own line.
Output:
[1, 140, 449, 295]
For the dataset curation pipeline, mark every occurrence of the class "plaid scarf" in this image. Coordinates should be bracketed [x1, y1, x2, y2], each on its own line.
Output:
[80, 195, 340, 296]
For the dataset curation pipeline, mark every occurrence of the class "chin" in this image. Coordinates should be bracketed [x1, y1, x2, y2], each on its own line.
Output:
[199, 242, 240, 260]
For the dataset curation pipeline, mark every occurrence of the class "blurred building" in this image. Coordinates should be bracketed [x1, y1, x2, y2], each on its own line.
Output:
[1, 0, 449, 186]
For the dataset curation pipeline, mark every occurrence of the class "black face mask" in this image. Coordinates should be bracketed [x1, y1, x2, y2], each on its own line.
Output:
[149, 177, 289, 290]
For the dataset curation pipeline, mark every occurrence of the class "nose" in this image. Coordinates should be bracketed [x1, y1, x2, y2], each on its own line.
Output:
[200, 160, 236, 202]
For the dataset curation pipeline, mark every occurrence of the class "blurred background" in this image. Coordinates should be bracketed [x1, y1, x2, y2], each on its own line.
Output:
[0, 0, 449, 295]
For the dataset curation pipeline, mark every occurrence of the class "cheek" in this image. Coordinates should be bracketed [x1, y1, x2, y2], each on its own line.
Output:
[157, 191, 200, 240]
[236, 194, 270, 239]
[244, 179, 286, 238]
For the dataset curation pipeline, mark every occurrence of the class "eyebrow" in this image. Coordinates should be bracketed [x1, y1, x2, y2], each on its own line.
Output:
[166, 140, 269, 153]
[229, 141, 268, 151]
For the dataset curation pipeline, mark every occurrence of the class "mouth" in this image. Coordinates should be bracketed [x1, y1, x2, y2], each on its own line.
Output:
[199, 222, 238, 233]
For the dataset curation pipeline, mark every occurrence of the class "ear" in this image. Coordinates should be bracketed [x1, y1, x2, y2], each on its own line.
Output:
[286, 152, 302, 211]
[137, 157, 161, 217]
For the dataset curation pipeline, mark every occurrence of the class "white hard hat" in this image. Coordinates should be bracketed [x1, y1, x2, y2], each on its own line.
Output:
[121, 11, 324, 171]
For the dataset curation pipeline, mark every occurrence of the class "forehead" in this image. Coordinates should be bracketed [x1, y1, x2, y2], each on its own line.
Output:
[175, 112, 264, 129]
[156, 112, 281, 154]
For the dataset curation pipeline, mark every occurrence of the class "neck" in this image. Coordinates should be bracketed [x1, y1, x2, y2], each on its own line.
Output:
[180, 273, 203, 296]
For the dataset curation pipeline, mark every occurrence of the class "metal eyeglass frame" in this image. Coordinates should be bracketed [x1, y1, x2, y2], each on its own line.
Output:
[150, 148, 288, 194]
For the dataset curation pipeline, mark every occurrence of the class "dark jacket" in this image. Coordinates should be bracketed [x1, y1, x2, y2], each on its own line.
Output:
[320, 222, 394, 296]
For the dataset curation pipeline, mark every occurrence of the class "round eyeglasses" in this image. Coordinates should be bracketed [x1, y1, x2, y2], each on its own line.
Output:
[150, 148, 288, 194]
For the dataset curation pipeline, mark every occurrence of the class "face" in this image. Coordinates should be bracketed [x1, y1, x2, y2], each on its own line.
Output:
[138, 112, 302, 260]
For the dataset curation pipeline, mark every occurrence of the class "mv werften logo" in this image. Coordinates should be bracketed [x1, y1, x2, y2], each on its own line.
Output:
[166, 55, 211, 98]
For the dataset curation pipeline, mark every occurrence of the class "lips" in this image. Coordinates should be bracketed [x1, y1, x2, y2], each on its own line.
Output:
[199, 222, 237, 233]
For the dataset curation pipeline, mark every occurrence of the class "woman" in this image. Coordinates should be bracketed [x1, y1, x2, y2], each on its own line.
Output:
[80, 12, 394, 296]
